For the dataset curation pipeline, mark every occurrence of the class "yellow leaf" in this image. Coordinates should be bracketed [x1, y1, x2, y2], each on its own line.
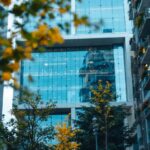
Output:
[8, 62, 20, 71]
[55, 123, 79, 150]
[32, 42, 38, 49]
[2, 47, 13, 58]
[39, 40, 48, 46]
[2, 72, 11, 81]
[25, 46, 32, 52]
[59, 8, 67, 14]
[38, 24, 49, 35]
[0, 0, 11, 6]
[24, 52, 32, 59]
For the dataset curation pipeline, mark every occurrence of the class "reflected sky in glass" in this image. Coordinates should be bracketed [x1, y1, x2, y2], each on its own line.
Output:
[21, 46, 126, 104]
[24, 0, 126, 34]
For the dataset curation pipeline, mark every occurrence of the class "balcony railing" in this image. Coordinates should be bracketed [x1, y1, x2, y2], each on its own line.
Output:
[142, 70, 150, 90]
[129, 3, 134, 20]
[139, 8, 150, 38]
[141, 37, 150, 64]
[134, 0, 142, 9]
[130, 37, 137, 51]
[136, 0, 150, 13]
[144, 90, 150, 101]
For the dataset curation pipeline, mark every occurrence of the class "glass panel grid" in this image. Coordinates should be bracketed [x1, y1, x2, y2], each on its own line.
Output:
[21, 46, 126, 104]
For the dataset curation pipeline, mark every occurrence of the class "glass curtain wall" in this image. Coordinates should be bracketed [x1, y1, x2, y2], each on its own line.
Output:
[40, 114, 69, 127]
[21, 45, 126, 105]
[23, 0, 125, 34]
[76, 0, 125, 34]
[24, 1, 72, 34]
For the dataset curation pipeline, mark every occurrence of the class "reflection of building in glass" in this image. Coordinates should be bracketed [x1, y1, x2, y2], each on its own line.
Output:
[80, 49, 115, 102]
[1, 0, 134, 144]
[21, 46, 126, 105]
[79, 47, 124, 102]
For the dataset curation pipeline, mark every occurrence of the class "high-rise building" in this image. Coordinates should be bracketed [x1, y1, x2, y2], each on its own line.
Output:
[2, 0, 134, 148]
[19, 0, 134, 128]
[129, 0, 150, 149]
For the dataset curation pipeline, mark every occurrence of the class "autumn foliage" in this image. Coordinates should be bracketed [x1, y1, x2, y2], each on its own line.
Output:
[0, 0, 89, 83]
[55, 123, 79, 150]
[0, 0, 11, 6]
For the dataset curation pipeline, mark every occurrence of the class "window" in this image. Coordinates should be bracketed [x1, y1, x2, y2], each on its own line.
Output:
[21, 46, 126, 104]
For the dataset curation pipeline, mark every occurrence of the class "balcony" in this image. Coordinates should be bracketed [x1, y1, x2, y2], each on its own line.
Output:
[79, 67, 87, 77]
[130, 38, 137, 51]
[129, 3, 133, 20]
[142, 71, 150, 90]
[131, 57, 137, 73]
[144, 90, 150, 102]
[139, 8, 150, 38]
[133, 0, 141, 9]
[139, 65, 146, 78]
[137, 0, 150, 13]
[141, 38, 150, 64]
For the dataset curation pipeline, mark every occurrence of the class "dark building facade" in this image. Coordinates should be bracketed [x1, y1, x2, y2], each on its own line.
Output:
[129, 0, 150, 149]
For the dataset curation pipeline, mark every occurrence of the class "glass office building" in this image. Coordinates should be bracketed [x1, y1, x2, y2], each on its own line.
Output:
[19, 0, 133, 128]
[76, 0, 126, 33]
[21, 45, 126, 104]
[24, 0, 128, 34]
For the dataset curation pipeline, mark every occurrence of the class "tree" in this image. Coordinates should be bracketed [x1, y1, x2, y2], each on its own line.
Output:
[0, 0, 89, 84]
[0, 88, 55, 150]
[55, 123, 79, 150]
[0, 117, 18, 150]
[75, 80, 135, 150]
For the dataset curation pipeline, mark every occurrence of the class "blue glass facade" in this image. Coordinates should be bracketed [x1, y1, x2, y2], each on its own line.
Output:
[24, 0, 126, 34]
[19, 0, 131, 129]
[76, 0, 126, 33]
[24, 8, 71, 34]
[21, 45, 126, 104]
[41, 114, 68, 126]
